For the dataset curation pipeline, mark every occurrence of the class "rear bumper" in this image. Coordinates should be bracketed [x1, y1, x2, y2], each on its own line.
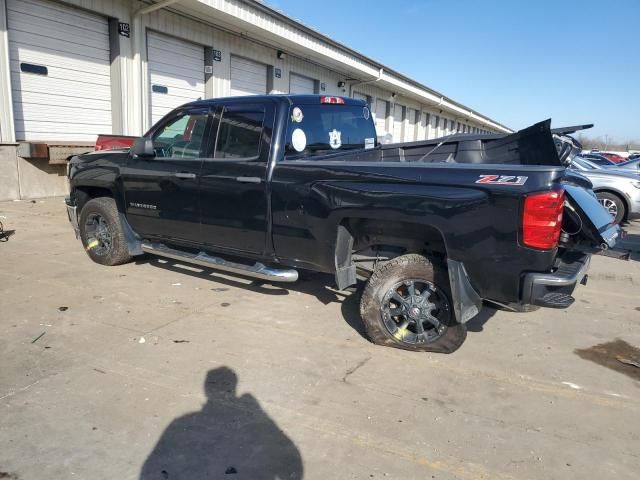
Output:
[65, 196, 79, 239]
[521, 251, 591, 309]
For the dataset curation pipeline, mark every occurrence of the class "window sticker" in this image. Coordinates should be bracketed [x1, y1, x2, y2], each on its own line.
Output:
[363, 107, 370, 120]
[364, 138, 375, 149]
[291, 107, 304, 123]
[329, 129, 342, 149]
[292, 128, 307, 152]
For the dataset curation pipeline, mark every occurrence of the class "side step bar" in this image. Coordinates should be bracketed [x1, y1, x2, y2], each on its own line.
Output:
[141, 242, 298, 283]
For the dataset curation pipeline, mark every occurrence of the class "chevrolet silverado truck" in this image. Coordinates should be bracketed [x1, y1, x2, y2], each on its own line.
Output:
[65, 95, 620, 353]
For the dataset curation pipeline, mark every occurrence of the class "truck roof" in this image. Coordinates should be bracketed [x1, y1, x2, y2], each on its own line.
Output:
[182, 94, 367, 108]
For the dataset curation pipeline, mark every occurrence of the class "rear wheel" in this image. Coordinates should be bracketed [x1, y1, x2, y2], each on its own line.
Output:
[596, 191, 626, 224]
[78, 197, 132, 266]
[359, 254, 467, 353]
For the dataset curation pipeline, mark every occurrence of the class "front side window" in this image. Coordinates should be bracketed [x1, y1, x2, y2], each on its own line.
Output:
[214, 109, 265, 160]
[284, 104, 377, 158]
[152, 111, 209, 159]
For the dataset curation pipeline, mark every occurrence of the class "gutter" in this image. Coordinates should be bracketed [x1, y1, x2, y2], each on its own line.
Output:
[348, 68, 383, 96]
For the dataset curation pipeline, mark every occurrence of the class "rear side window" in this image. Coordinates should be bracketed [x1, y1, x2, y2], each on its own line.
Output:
[284, 104, 377, 159]
[214, 109, 265, 160]
[152, 111, 209, 159]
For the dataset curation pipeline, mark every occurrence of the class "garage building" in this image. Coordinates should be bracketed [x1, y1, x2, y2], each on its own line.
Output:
[0, 0, 511, 200]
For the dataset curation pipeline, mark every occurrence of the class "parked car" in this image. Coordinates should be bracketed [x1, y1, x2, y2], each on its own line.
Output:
[64, 96, 619, 353]
[580, 153, 616, 167]
[95, 134, 138, 151]
[601, 152, 627, 163]
[569, 157, 640, 223]
[614, 157, 640, 172]
[582, 153, 619, 165]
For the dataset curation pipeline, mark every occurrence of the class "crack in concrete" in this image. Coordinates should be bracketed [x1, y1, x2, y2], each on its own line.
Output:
[342, 356, 371, 383]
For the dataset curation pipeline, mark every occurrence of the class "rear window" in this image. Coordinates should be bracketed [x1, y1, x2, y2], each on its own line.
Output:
[284, 104, 377, 159]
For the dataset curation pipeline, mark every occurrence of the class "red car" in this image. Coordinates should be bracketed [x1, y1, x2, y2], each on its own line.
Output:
[600, 152, 626, 163]
[95, 134, 137, 151]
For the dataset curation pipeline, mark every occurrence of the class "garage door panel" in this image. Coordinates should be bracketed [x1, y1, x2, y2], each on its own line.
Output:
[10, 62, 110, 89]
[147, 35, 204, 62]
[8, 0, 111, 141]
[375, 98, 387, 135]
[290, 73, 315, 94]
[9, 48, 111, 80]
[230, 56, 266, 96]
[12, 74, 111, 99]
[11, 0, 108, 34]
[147, 57, 203, 77]
[14, 105, 111, 124]
[8, 12, 108, 51]
[148, 32, 205, 123]
[11, 91, 110, 111]
[9, 30, 108, 64]
[405, 108, 416, 141]
[392, 104, 404, 142]
[149, 72, 204, 92]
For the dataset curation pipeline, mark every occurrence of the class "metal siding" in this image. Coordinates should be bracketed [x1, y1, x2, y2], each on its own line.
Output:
[7, 0, 112, 141]
[405, 107, 416, 142]
[392, 103, 404, 142]
[374, 97, 387, 137]
[289, 72, 314, 94]
[230, 55, 267, 96]
[147, 31, 205, 125]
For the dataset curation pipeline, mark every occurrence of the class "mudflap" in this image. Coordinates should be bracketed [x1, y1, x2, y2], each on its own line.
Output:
[447, 259, 482, 323]
[119, 213, 144, 256]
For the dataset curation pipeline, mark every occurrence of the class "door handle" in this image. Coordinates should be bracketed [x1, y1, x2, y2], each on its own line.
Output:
[236, 176, 262, 184]
[174, 172, 197, 179]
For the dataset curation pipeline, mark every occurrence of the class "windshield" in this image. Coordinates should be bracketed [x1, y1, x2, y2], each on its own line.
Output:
[617, 158, 640, 167]
[284, 104, 377, 159]
[572, 157, 600, 170]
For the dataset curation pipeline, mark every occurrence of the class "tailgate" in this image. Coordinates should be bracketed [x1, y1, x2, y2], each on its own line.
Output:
[564, 184, 620, 249]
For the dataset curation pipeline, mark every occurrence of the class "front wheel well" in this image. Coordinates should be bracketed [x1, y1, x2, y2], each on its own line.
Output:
[73, 186, 116, 213]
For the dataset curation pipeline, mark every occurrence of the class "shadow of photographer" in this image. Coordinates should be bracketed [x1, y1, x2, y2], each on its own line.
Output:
[140, 367, 303, 480]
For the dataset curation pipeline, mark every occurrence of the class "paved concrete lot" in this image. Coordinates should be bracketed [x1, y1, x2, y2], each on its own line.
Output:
[1, 198, 639, 480]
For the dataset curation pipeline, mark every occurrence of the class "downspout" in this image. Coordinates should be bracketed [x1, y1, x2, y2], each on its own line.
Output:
[348, 68, 383, 96]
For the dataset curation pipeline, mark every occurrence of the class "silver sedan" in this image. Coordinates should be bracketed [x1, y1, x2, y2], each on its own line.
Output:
[569, 157, 640, 224]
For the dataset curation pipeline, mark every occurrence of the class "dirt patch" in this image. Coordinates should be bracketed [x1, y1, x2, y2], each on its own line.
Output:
[575, 338, 640, 381]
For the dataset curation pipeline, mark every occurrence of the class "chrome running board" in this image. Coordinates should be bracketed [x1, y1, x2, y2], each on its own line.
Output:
[141, 242, 298, 283]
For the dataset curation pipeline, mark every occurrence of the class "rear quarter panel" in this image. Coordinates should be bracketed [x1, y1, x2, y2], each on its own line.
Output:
[271, 160, 564, 303]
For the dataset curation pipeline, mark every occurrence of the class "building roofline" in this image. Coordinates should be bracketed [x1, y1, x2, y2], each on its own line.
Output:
[245, 0, 511, 132]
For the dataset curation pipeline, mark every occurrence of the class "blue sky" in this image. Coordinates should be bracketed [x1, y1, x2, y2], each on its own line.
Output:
[266, 0, 640, 142]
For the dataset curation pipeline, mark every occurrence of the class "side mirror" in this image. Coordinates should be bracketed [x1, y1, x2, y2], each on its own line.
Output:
[131, 137, 155, 158]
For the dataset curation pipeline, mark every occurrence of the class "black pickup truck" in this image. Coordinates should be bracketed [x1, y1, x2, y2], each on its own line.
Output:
[65, 95, 619, 353]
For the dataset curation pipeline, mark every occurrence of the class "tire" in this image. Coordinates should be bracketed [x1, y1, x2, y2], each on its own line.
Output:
[359, 254, 467, 353]
[78, 197, 132, 266]
[596, 191, 626, 224]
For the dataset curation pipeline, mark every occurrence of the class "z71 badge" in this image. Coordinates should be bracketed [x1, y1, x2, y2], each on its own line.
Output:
[475, 175, 528, 186]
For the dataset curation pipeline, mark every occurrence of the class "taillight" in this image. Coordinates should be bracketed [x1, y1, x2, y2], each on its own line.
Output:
[522, 189, 565, 249]
[320, 96, 345, 104]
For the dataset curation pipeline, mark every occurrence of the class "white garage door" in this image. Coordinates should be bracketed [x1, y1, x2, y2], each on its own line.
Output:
[230, 56, 267, 96]
[375, 98, 387, 136]
[148, 32, 205, 126]
[289, 73, 315, 94]
[392, 104, 404, 142]
[7, 0, 111, 142]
